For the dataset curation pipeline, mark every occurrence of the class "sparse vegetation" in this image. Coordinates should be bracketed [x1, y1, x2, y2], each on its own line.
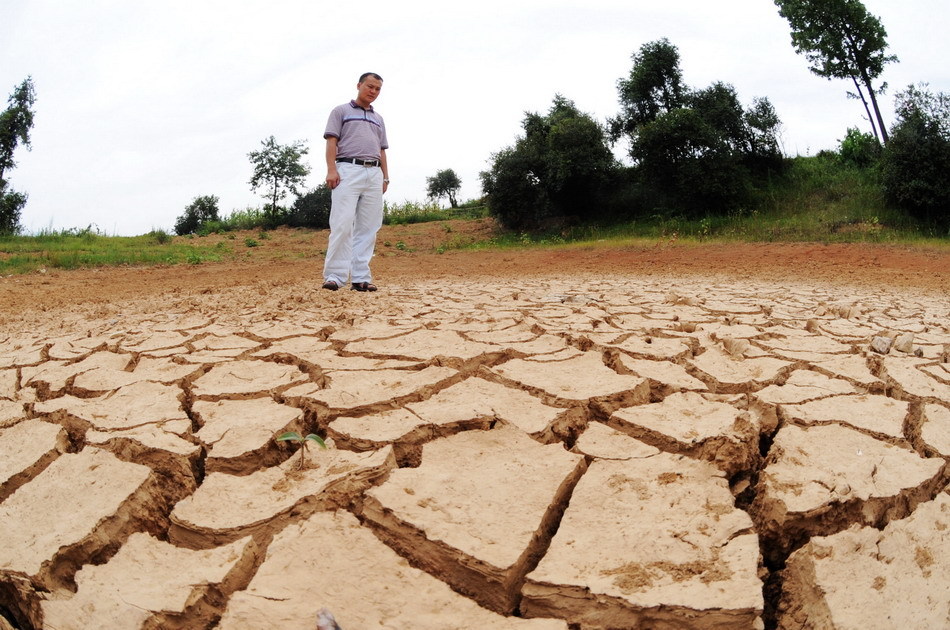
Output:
[276, 431, 327, 470]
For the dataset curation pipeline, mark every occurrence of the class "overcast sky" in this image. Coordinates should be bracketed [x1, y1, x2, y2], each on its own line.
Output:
[2, 0, 948, 236]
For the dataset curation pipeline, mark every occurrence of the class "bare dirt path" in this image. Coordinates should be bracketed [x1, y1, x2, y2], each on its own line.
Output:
[0, 223, 948, 629]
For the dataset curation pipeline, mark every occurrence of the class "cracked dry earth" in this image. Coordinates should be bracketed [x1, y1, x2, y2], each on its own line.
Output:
[1, 250, 949, 628]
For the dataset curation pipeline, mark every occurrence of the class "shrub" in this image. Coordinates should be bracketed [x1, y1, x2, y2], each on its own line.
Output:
[286, 185, 332, 229]
[838, 127, 881, 167]
[175, 195, 220, 235]
[880, 84, 950, 230]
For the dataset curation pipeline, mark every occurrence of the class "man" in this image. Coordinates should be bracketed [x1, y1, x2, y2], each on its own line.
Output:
[322, 72, 390, 292]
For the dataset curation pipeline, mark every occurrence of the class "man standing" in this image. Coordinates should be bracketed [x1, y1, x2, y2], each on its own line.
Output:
[322, 72, 389, 292]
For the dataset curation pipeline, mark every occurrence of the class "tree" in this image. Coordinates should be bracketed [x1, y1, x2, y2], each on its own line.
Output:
[287, 184, 332, 229]
[610, 41, 784, 214]
[880, 84, 950, 229]
[774, 0, 897, 143]
[426, 169, 462, 208]
[0, 77, 37, 235]
[609, 38, 686, 142]
[174, 195, 220, 235]
[248, 136, 310, 223]
[481, 95, 617, 229]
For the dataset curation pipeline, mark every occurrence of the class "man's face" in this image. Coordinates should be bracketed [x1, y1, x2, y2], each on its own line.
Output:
[356, 77, 382, 107]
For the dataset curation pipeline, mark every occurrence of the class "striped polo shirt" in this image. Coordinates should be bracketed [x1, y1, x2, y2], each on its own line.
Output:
[324, 100, 389, 161]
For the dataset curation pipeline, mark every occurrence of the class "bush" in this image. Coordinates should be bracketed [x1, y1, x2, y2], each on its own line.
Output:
[175, 195, 220, 235]
[880, 85, 950, 230]
[0, 187, 25, 235]
[286, 185, 332, 229]
[838, 127, 881, 167]
[481, 95, 617, 229]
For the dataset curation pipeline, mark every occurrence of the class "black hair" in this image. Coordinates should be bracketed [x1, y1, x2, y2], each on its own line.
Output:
[359, 72, 383, 83]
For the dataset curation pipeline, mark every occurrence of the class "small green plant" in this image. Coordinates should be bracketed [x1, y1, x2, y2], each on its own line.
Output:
[186, 251, 203, 265]
[276, 431, 327, 469]
[258, 230, 270, 240]
[395, 240, 407, 251]
[244, 237, 259, 248]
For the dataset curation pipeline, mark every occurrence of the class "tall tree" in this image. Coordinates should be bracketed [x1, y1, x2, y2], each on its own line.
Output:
[0, 77, 36, 234]
[774, 0, 896, 143]
[609, 38, 686, 142]
[248, 136, 310, 222]
[426, 169, 462, 208]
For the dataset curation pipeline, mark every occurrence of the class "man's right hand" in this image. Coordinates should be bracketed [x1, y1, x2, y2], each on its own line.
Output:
[326, 168, 340, 189]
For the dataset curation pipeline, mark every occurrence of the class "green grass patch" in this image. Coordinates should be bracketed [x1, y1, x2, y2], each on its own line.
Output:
[384, 200, 488, 225]
[0, 227, 232, 275]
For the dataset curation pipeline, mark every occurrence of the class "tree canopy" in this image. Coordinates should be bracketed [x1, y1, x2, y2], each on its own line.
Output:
[774, 0, 896, 143]
[0, 77, 37, 234]
[248, 136, 310, 222]
[426, 169, 462, 208]
[481, 95, 617, 229]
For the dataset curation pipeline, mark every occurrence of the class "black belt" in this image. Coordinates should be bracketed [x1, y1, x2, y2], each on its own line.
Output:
[336, 157, 380, 167]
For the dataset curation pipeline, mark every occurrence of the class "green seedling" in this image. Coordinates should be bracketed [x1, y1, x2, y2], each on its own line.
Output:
[276, 431, 327, 469]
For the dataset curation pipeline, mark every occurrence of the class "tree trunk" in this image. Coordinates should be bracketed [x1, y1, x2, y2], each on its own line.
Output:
[851, 76, 880, 144]
[863, 73, 890, 144]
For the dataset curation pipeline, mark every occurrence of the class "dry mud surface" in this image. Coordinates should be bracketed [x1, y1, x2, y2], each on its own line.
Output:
[0, 229, 949, 629]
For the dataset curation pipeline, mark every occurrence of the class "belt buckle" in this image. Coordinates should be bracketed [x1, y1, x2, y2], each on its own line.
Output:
[364, 160, 376, 167]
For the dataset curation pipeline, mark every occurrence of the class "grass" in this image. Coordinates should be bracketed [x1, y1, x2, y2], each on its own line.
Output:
[1, 157, 946, 275]
[0, 226, 233, 275]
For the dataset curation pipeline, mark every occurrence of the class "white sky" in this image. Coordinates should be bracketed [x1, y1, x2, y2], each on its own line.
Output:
[2, 0, 948, 236]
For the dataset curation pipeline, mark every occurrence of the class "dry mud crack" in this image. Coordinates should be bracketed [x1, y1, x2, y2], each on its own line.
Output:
[1, 272, 949, 629]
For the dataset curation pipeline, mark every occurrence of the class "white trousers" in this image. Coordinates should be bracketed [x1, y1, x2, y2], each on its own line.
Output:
[323, 163, 384, 286]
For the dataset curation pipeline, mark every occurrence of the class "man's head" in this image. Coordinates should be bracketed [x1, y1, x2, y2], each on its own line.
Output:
[356, 73, 383, 108]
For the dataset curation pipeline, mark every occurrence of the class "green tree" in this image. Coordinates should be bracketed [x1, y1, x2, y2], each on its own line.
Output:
[0, 77, 37, 235]
[249, 136, 310, 223]
[880, 84, 950, 229]
[174, 195, 220, 235]
[609, 38, 686, 142]
[774, 0, 896, 143]
[426, 168, 462, 208]
[481, 95, 617, 229]
[287, 184, 332, 229]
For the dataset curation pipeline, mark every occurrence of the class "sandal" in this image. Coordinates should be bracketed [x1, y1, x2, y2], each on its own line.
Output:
[322, 280, 340, 291]
[351, 282, 378, 292]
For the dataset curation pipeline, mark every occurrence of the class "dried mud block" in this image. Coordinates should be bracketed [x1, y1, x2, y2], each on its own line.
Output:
[754, 370, 858, 406]
[781, 394, 910, 441]
[120, 331, 191, 354]
[812, 355, 883, 390]
[169, 446, 395, 547]
[0, 420, 68, 502]
[45, 335, 113, 360]
[571, 421, 661, 460]
[883, 356, 950, 401]
[191, 360, 309, 398]
[0, 341, 45, 368]
[609, 392, 760, 475]
[406, 376, 562, 437]
[0, 400, 26, 429]
[75, 356, 200, 394]
[34, 381, 187, 431]
[757, 333, 853, 359]
[191, 333, 261, 354]
[521, 455, 762, 628]
[608, 335, 693, 361]
[0, 448, 166, 594]
[27, 351, 131, 395]
[688, 346, 792, 393]
[344, 328, 499, 361]
[466, 330, 570, 356]
[0, 369, 17, 399]
[751, 424, 946, 559]
[85, 422, 200, 492]
[193, 398, 304, 474]
[920, 404, 950, 456]
[218, 511, 567, 630]
[253, 336, 418, 370]
[360, 425, 587, 614]
[283, 366, 457, 411]
[616, 355, 708, 393]
[490, 351, 650, 406]
[40, 533, 259, 630]
[777, 493, 950, 630]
